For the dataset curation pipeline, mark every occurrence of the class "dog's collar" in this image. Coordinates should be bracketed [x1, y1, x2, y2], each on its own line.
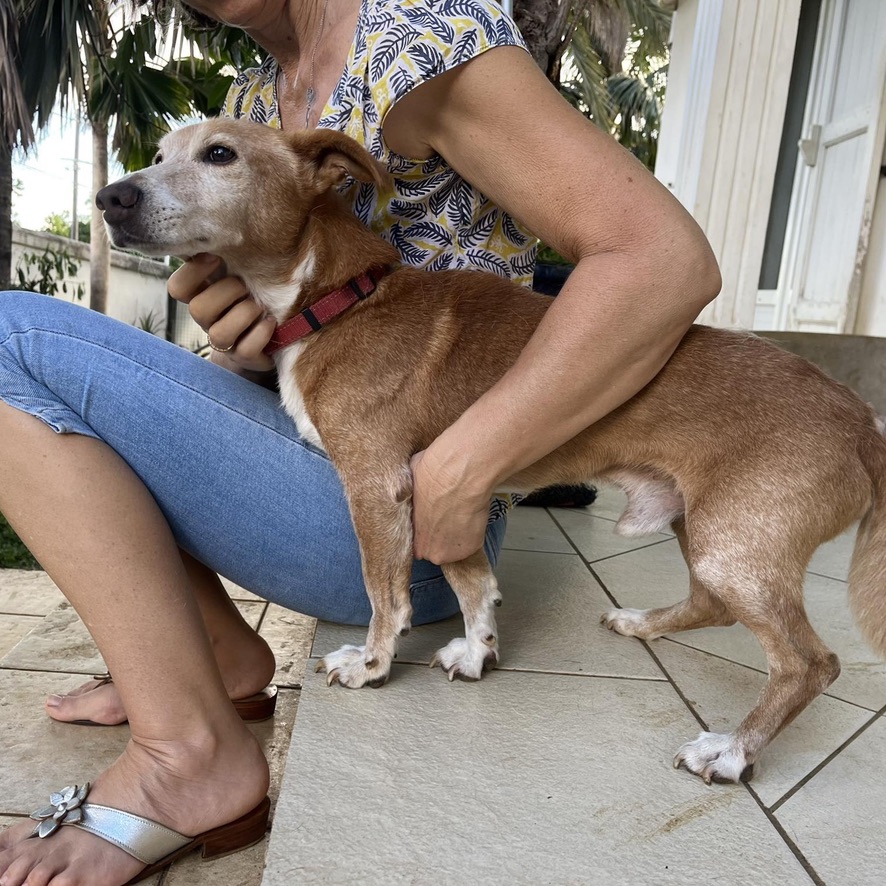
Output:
[263, 265, 390, 355]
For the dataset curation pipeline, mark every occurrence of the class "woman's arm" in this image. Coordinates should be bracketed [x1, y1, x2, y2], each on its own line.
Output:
[384, 46, 722, 564]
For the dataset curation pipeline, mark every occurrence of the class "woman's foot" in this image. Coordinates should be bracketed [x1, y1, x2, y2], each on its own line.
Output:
[0, 725, 270, 886]
[45, 634, 277, 726]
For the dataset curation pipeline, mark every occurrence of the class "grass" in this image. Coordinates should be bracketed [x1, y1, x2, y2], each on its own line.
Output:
[0, 512, 41, 570]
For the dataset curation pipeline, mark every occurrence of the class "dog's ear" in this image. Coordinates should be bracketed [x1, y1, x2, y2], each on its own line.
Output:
[294, 130, 392, 191]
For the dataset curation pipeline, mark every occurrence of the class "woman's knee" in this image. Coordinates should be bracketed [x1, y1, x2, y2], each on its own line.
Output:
[0, 291, 70, 340]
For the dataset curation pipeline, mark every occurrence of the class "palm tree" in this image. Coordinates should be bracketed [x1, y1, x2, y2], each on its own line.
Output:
[0, 0, 106, 289]
[514, 0, 671, 169]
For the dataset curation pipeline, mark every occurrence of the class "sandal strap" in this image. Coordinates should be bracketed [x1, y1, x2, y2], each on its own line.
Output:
[72, 803, 192, 864]
[28, 784, 192, 864]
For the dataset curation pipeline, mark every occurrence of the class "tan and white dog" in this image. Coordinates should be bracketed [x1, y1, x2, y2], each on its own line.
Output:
[97, 119, 886, 785]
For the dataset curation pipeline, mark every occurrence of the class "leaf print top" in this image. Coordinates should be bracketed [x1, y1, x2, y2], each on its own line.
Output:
[222, 0, 538, 285]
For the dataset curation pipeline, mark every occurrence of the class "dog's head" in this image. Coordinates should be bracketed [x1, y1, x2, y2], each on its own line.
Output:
[96, 118, 390, 262]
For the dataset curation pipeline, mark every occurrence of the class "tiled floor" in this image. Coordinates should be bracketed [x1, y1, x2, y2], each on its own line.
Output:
[1, 490, 884, 885]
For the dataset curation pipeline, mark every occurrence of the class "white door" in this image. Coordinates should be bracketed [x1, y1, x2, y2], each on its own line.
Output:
[777, 0, 886, 332]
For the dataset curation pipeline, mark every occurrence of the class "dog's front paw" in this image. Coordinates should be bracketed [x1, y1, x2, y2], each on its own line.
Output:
[673, 732, 753, 785]
[600, 607, 663, 640]
[315, 644, 391, 689]
[430, 637, 499, 682]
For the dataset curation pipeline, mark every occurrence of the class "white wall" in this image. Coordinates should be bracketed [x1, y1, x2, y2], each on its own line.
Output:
[10, 227, 170, 331]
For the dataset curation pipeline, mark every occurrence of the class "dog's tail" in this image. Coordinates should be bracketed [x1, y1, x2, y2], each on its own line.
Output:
[848, 420, 886, 657]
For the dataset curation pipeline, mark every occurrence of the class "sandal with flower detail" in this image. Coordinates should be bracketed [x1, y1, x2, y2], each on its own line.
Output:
[28, 782, 271, 885]
[66, 674, 278, 726]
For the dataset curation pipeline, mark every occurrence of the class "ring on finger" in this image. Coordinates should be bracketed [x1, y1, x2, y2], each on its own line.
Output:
[207, 334, 234, 353]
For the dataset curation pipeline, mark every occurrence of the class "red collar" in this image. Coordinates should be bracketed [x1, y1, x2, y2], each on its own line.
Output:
[263, 265, 390, 355]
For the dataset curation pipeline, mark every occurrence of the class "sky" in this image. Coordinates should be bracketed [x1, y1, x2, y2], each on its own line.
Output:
[13, 112, 126, 233]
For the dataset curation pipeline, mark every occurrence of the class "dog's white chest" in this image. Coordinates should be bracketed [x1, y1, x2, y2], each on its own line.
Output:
[276, 343, 326, 452]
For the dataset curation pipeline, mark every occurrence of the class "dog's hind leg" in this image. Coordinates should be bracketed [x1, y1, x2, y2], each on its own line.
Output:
[602, 517, 736, 639]
[431, 549, 502, 681]
[673, 551, 840, 784]
[316, 465, 415, 689]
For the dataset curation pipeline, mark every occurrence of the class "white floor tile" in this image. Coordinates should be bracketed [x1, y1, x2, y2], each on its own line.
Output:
[501, 507, 573, 553]
[572, 484, 627, 522]
[551, 508, 672, 562]
[775, 717, 886, 886]
[806, 526, 855, 582]
[263, 666, 812, 886]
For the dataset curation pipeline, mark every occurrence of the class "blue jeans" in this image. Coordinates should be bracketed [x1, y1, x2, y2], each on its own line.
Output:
[0, 291, 506, 625]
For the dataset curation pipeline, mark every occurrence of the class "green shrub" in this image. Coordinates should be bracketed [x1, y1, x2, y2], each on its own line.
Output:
[0, 512, 41, 570]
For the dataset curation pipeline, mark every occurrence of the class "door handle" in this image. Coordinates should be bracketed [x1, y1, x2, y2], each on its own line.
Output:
[799, 124, 822, 167]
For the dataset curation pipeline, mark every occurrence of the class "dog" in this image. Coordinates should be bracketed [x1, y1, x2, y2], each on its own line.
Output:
[96, 118, 886, 785]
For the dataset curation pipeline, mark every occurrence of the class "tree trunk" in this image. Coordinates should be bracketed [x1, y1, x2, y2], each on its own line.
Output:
[0, 140, 12, 290]
[513, 0, 582, 83]
[90, 116, 110, 313]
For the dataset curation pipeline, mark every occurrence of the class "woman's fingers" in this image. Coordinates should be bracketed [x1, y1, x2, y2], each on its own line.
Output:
[229, 315, 278, 369]
[205, 297, 266, 352]
[188, 276, 253, 331]
[166, 253, 223, 304]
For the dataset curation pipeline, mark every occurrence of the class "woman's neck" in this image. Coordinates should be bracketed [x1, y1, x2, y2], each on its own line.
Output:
[250, 0, 362, 131]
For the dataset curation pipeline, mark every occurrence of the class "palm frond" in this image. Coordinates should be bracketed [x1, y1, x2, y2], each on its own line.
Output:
[15, 0, 109, 131]
[607, 0, 671, 47]
[0, 0, 33, 147]
[561, 22, 613, 130]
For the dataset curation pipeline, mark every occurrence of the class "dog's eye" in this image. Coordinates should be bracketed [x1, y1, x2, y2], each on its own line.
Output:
[205, 145, 236, 164]
[152, 153, 163, 165]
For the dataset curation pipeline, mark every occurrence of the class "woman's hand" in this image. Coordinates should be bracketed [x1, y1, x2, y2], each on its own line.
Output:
[167, 253, 277, 375]
[410, 448, 491, 565]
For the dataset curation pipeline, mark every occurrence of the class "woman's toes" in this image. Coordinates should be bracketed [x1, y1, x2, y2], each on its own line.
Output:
[15, 859, 57, 886]
[0, 850, 37, 886]
[0, 820, 38, 853]
[44, 681, 126, 725]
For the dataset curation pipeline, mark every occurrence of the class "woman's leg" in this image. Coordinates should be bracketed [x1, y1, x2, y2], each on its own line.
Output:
[45, 551, 277, 725]
[0, 399, 270, 886]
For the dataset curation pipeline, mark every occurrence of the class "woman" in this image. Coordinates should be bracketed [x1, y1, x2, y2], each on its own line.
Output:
[0, 0, 720, 883]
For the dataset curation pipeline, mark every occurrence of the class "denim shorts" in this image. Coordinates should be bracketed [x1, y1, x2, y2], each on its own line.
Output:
[0, 290, 506, 625]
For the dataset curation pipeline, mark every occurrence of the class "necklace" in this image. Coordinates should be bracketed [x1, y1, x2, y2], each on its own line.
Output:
[281, 0, 330, 129]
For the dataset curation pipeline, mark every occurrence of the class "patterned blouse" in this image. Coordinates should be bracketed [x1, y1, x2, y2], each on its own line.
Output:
[222, 0, 537, 288]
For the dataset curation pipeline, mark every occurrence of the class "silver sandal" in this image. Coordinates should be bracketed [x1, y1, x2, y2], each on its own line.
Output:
[28, 783, 270, 884]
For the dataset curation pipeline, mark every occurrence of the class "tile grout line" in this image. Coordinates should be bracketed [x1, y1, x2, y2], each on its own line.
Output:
[547, 507, 828, 886]
[254, 601, 270, 634]
[741, 784, 827, 886]
[0, 665, 110, 676]
[805, 570, 847, 583]
[768, 703, 886, 814]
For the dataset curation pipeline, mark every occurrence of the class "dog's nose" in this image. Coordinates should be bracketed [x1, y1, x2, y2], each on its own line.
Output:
[95, 181, 142, 224]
